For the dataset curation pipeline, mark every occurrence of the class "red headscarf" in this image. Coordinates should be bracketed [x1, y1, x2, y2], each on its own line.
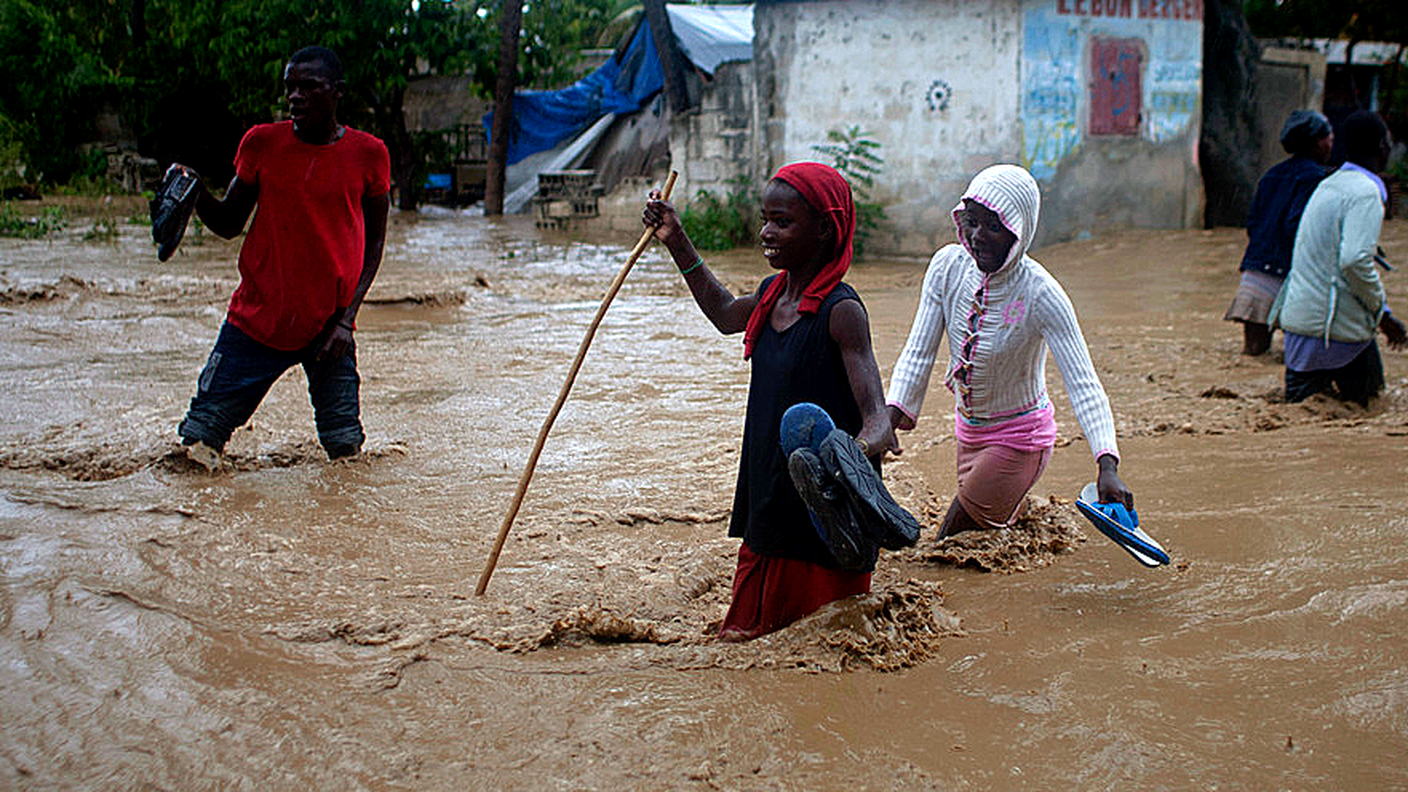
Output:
[742, 162, 856, 359]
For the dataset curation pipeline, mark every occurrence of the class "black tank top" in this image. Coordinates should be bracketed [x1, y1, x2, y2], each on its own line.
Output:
[729, 277, 874, 569]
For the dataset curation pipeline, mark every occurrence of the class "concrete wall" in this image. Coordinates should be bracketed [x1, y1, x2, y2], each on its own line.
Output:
[668, 60, 765, 204]
[592, 62, 761, 234]
[751, 0, 1205, 254]
[404, 75, 488, 132]
[1021, 1, 1203, 245]
[755, 0, 1023, 255]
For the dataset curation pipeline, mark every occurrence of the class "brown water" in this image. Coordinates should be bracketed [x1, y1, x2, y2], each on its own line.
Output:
[2, 200, 1406, 790]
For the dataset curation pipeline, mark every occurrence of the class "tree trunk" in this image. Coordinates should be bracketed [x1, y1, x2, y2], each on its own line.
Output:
[1200, 0, 1263, 228]
[390, 85, 417, 212]
[485, 0, 523, 216]
[129, 0, 146, 50]
[642, 0, 690, 113]
[1383, 43, 1404, 120]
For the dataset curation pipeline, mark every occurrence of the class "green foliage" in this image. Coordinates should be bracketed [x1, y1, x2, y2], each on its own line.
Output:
[47, 148, 119, 197]
[0, 0, 620, 198]
[0, 131, 26, 192]
[0, 0, 121, 184]
[681, 178, 756, 251]
[1242, 0, 1406, 43]
[0, 203, 65, 238]
[1387, 155, 1408, 185]
[812, 125, 887, 260]
[519, 1, 616, 90]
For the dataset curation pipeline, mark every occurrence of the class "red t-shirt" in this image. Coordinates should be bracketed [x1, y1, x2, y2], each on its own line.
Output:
[227, 122, 390, 351]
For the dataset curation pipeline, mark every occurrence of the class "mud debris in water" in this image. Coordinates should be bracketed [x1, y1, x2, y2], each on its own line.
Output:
[909, 496, 1087, 573]
[0, 274, 93, 303]
[1, 209, 1406, 788]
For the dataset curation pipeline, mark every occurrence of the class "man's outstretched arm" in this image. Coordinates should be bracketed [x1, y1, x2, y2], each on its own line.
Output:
[193, 174, 258, 239]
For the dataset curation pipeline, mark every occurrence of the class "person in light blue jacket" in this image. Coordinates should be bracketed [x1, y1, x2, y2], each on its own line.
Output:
[1269, 110, 1407, 405]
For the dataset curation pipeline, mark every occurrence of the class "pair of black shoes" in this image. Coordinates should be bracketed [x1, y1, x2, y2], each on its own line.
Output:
[151, 165, 199, 262]
[788, 428, 921, 570]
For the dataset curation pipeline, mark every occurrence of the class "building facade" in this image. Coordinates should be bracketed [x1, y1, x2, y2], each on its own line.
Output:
[742, 0, 1205, 254]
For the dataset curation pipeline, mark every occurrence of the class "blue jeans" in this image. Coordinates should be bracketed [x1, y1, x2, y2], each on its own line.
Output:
[178, 322, 364, 457]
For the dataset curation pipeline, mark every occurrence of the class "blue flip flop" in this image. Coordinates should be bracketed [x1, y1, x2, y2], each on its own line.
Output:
[1075, 482, 1169, 567]
[780, 402, 835, 456]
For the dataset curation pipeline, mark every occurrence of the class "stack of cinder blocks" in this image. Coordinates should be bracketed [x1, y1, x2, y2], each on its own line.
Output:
[534, 170, 601, 229]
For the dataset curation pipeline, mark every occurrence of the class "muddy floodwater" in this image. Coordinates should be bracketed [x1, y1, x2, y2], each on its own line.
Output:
[1, 197, 1406, 790]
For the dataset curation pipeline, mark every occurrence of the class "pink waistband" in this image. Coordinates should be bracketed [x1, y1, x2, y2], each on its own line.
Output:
[953, 401, 1057, 452]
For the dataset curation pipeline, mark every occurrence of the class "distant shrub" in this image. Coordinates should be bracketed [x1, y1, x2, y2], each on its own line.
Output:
[0, 203, 65, 238]
[812, 125, 887, 259]
[680, 177, 757, 251]
[83, 216, 118, 242]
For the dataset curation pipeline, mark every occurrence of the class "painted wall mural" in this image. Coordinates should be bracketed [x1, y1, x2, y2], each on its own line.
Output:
[1021, 0, 1201, 179]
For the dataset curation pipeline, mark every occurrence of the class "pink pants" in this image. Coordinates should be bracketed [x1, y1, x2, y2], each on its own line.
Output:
[955, 442, 1052, 528]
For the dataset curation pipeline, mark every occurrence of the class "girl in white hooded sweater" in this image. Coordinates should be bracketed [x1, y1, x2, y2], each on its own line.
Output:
[879, 164, 1133, 538]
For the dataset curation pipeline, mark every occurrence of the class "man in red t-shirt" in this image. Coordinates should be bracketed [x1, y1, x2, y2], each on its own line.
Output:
[175, 46, 390, 468]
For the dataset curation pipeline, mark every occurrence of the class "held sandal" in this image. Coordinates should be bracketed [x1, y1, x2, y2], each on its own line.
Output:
[151, 165, 199, 262]
[788, 446, 876, 571]
[819, 428, 921, 550]
[1075, 482, 1169, 567]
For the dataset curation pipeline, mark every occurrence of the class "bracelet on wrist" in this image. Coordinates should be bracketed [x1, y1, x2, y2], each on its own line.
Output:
[679, 256, 703, 275]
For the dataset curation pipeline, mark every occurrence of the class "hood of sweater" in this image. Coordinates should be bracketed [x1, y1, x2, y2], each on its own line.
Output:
[951, 164, 1041, 278]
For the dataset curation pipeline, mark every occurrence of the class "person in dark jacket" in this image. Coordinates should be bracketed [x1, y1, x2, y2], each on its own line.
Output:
[1224, 110, 1333, 355]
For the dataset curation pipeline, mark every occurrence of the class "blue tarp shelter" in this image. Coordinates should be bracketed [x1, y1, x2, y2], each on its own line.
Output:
[485, 5, 753, 167]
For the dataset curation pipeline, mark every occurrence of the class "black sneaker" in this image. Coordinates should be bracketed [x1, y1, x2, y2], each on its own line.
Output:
[151, 165, 199, 262]
[819, 429, 921, 550]
[788, 446, 874, 571]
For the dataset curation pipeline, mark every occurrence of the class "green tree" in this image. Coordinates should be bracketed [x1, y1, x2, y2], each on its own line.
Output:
[148, 0, 615, 208]
[1, 0, 617, 203]
[0, 0, 122, 183]
[1242, 0, 1407, 119]
[1242, 0, 1405, 43]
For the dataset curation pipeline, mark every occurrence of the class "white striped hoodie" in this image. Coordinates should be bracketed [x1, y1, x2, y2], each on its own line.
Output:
[886, 164, 1119, 461]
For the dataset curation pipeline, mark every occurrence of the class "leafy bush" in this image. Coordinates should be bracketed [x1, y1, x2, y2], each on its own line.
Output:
[0, 134, 25, 193]
[0, 203, 65, 238]
[812, 125, 887, 259]
[681, 177, 757, 251]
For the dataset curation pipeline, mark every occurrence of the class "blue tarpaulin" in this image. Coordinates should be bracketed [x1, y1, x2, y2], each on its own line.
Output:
[484, 5, 753, 167]
[486, 20, 663, 166]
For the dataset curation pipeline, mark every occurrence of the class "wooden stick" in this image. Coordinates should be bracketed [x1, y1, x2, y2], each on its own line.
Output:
[476, 170, 678, 595]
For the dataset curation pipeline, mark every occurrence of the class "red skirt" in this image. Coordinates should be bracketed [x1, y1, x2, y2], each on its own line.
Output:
[718, 543, 871, 641]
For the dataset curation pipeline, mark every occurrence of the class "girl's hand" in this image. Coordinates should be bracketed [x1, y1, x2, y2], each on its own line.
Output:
[642, 189, 685, 245]
[1096, 454, 1133, 509]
